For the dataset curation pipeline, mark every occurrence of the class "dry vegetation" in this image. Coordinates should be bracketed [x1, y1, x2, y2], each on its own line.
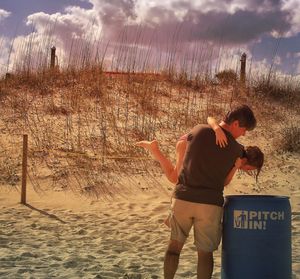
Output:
[0, 47, 299, 199]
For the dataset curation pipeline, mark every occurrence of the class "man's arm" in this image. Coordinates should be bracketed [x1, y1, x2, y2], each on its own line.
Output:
[224, 157, 243, 186]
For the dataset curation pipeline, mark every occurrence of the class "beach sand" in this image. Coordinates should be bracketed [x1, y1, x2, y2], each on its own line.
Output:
[1, 154, 300, 279]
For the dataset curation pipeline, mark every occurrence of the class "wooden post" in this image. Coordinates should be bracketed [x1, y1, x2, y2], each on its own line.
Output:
[21, 135, 28, 205]
[50, 46, 56, 69]
[240, 53, 247, 85]
[5, 73, 12, 80]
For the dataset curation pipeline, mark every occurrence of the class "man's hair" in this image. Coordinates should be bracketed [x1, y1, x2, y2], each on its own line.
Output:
[243, 146, 264, 182]
[224, 105, 256, 131]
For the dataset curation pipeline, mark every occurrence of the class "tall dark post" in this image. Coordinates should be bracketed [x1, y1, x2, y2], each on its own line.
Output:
[240, 53, 247, 85]
[21, 135, 28, 205]
[50, 46, 56, 69]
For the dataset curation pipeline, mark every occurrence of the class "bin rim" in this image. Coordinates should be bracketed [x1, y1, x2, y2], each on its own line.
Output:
[225, 194, 290, 200]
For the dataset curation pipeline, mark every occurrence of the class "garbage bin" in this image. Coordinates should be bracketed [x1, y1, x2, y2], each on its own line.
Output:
[221, 195, 291, 279]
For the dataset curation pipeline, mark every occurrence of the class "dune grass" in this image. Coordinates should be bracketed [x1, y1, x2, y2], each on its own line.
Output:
[0, 27, 299, 198]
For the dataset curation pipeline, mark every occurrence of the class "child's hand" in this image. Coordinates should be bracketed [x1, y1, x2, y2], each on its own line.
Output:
[215, 126, 228, 148]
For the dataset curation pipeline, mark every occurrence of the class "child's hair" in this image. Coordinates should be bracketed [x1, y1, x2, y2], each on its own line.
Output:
[243, 146, 264, 181]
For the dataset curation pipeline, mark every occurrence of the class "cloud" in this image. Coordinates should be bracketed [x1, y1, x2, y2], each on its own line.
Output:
[0, 9, 11, 21]
[26, 7, 99, 41]
[90, 0, 136, 25]
[112, 4, 291, 48]
[0, 7, 99, 74]
[21, 0, 296, 46]
[282, 0, 300, 35]
[86, 0, 137, 39]
[2, 0, 299, 75]
[183, 8, 290, 44]
[23, 7, 102, 67]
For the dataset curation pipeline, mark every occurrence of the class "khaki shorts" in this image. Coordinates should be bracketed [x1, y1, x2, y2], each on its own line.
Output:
[167, 199, 223, 252]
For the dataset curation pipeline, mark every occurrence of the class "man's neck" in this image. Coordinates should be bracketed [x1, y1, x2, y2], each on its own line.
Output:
[219, 121, 236, 138]
[219, 121, 230, 132]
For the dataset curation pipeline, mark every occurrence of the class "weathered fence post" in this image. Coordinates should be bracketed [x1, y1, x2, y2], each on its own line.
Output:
[21, 134, 28, 205]
[240, 53, 247, 85]
[50, 46, 56, 69]
[5, 73, 12, 80]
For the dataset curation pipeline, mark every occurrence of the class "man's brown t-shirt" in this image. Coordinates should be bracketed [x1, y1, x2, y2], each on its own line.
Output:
[174, 124, 243, 207]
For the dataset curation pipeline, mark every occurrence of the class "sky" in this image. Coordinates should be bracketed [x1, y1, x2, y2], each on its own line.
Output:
[0, 0, 300, 77]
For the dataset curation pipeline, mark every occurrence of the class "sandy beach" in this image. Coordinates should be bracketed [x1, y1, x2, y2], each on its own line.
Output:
[1, 154, 300, 279]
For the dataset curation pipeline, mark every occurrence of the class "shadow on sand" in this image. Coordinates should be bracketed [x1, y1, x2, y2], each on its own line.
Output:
[24, 203, 67, 224]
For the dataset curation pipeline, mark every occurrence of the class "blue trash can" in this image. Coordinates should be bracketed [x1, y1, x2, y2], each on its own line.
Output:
[221, 195, 291, 279]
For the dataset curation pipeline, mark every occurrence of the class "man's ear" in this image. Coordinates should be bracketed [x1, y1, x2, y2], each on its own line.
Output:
[241, 158, 247, 166]
[232, 120, 240, 128]
[239, 158, 248, 169]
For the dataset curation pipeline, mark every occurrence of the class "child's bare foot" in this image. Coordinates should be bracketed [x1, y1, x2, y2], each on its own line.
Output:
[135, 140, 159, 152]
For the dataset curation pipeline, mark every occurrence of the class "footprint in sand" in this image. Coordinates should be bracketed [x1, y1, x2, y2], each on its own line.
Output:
[0, 237, 10, 246]
[20, 252, 38, 258]
[128, 236, 140, 242]
[76, 228, 88, 235]
[17, 268, 34, 274]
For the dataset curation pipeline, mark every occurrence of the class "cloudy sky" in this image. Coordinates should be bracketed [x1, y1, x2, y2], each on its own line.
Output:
[0, 0, 300, 76]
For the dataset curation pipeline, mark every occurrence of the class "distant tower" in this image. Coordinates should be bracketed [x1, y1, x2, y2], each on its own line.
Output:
[240, 53, 247, 85]
[50, 46, 56, 69]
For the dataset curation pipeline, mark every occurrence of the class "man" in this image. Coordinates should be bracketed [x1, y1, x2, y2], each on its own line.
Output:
[164, 104, 256, 279]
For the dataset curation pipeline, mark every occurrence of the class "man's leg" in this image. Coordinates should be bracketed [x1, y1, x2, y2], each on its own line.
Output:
[193, 203, 223, 279]
[164, 239, 184, 279]
[197, 250, 213, 279]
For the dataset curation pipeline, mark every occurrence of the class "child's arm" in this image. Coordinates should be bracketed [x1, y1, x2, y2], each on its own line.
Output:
[207, 116, 228, 148]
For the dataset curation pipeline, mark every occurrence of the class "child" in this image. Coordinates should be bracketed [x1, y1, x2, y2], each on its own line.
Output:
[136, 117, 264, 185]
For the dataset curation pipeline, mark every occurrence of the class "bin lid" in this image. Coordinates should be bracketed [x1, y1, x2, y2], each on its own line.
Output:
[225, 195, 290, 200]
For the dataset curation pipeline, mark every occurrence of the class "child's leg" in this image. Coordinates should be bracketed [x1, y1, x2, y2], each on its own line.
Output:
[136, 140, 177, 183]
